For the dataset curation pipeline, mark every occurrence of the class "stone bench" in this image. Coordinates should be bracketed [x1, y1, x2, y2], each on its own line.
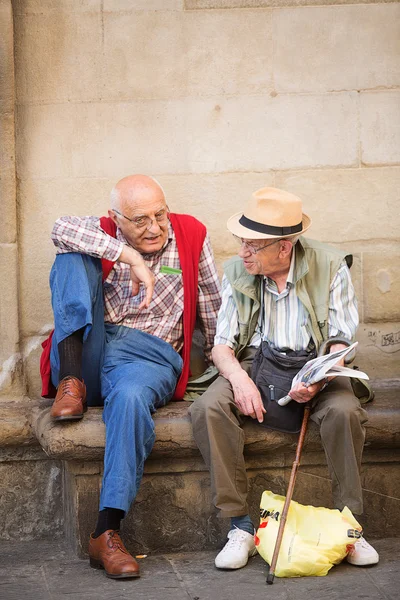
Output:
[28, 381, 400, 557]
[0, 398, 37, 449]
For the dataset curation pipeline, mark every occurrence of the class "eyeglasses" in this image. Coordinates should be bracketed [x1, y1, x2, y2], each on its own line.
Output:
[113, 207, 170, 231]
[233, 235, 281, 254]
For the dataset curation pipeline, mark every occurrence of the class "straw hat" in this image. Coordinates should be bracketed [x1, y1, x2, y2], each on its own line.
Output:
[227, 187, 312, 240]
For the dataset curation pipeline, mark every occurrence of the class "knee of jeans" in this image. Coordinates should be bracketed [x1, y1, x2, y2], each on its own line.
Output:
[113, 385, 156, 416]
[51, 253, 102, 289]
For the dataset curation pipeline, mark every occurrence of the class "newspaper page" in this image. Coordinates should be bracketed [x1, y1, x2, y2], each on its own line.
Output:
[278, 342, 368, 406]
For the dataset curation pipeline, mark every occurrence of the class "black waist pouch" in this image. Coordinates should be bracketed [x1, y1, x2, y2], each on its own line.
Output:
[251, 342, 316, 433]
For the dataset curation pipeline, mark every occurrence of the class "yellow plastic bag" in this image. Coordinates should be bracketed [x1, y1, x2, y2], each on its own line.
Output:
[255, 490, 362, 578]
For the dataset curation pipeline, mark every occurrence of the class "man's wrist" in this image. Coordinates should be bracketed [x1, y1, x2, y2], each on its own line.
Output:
[119, 245, 143, 267]
[227, 367, 248, 383]
[329, 342, 348, 354]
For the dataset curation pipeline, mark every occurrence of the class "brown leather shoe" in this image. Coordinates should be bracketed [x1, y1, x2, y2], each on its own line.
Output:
[89, 530, 140, 579]
[50, 376, 87, 421]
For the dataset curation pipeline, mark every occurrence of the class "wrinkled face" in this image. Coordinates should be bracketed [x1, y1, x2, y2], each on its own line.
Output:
[237, 237, 290, 277]
[111, 186, 169, 254]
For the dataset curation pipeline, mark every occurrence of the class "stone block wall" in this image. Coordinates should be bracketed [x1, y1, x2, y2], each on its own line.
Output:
[1, 1, 400, 392]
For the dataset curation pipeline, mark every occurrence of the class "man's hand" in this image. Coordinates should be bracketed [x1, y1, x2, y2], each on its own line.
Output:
[289, 341, 350, 403]
[212, 345, 266, 423]
[229, 371, 266, 423]
[129, 263, 155, 309]
[289, 379, 326, 404]
[118, 246, 155, 309]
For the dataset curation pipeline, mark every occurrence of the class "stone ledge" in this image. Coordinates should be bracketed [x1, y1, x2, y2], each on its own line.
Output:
[0, 397, 38, 447]
[31, 382, 400, 461]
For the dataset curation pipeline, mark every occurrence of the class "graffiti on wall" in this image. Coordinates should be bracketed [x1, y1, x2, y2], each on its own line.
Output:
[366, 330, 400, 353]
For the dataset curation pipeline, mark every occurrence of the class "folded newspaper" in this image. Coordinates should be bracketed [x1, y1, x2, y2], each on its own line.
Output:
[278, 341, 368, 406]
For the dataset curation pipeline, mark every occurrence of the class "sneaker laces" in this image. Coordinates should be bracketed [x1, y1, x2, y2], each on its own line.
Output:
[221, 528, 251, 553]
[354, 536, 370, 550]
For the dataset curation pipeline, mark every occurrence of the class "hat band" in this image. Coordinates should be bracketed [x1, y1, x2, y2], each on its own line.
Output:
[239, 215, 303, 236]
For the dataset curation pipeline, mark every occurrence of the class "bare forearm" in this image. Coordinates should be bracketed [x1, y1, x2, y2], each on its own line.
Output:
[328, 342, 348, 367]
[212, 345, 246, 381]
[212, 344, 265, 422]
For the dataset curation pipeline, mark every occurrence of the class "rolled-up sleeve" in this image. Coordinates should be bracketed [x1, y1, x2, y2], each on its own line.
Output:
[214, 275, 240, 350]
[328, 261, 359, 341]
[196, 234, 222, 363]
[51, 215, 124, 262]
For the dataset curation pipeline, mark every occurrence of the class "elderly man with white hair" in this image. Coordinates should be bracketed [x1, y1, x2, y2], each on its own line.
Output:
[40, 175, 221, 579]
[189, 187, 379, 571]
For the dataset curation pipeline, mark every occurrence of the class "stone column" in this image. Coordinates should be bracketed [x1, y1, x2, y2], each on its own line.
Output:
[0, 0, 23, 397]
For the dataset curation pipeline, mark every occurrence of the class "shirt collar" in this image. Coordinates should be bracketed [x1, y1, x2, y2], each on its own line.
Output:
[286, 250, 295, 286]
[264, 248, 296, 290]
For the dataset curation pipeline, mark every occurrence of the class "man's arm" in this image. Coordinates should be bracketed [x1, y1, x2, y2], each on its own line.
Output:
[289, 261, 359, 403]
[52, 215, 154, 308]
[212, 275, 266, 423]
[212, 344, 266, 423]
[118, 245, 155, 309]
[52, 215, 124, 261]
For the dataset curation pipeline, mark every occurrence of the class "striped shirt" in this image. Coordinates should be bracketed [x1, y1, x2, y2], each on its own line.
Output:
[52, 216, 221, 361]
[214, 251, 358, 351]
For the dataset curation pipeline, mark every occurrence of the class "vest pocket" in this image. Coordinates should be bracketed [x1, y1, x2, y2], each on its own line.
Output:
[313, 303, 328, 339]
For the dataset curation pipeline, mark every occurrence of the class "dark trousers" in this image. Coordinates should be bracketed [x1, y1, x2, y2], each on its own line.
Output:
[189, 347, 368, 518]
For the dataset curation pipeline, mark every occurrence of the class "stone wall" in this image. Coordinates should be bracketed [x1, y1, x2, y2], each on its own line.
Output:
[0, 0, 22, 396]
[5, 0, 399, 394]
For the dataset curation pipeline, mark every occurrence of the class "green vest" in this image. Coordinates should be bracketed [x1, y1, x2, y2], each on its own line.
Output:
[224, 237, 352, 359]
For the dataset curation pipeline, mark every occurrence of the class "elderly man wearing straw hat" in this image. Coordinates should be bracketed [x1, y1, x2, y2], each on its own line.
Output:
[189, 187, 379, 570]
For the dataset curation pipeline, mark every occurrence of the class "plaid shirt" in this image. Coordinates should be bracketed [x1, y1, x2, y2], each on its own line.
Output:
[52, 216, 221, 362]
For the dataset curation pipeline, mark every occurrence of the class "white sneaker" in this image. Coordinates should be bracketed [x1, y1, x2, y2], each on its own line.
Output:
[215, 528, 257, 570]
[346, 537, 379, 566]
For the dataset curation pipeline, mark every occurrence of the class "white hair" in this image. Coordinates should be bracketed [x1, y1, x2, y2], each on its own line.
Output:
[283, 234, 300, 245]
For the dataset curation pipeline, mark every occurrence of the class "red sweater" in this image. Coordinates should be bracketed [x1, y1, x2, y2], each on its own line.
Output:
[40, 213, 206, 400]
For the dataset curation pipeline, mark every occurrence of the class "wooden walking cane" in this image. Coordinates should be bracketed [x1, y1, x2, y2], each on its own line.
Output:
[266, 402, 311, 585]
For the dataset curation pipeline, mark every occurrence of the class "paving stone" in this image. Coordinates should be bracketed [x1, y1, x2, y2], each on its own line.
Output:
[41, 555, 188, 600]
[167, 552, 288, 600]
[0, 539, 399, 600]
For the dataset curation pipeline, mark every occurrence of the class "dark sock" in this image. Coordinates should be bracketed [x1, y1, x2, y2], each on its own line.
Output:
[93, 508, 125, 538]
[58, 328, 84, 382]
[230, 514, 254, 536]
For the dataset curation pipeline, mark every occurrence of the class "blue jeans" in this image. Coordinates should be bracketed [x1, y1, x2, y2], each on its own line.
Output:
[49, 253, 183, 513]
[50, 253, 105, 405]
